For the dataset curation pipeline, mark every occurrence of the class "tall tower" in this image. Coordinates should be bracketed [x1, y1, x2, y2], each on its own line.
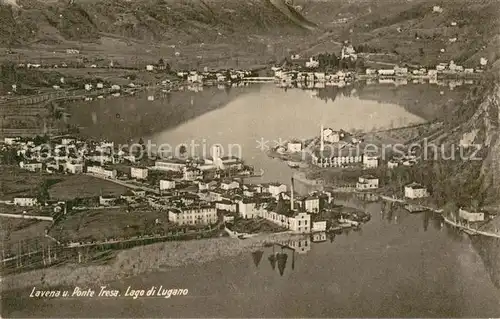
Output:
[290, 177, 294, 211]
[320, 124, 324, 152]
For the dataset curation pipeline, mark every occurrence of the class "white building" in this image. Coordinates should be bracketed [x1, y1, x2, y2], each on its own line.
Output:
[19, 161, 43, 172]
[160, 179, 176, 190]
[312, 221, 327, 232]
[216, 200, 237, 213]
[432, 5, 443, 13]
[168, 205, 217, 225]
[365, 69, 377, 76]
[311, 149, 362, 168]
[305, 57, 319, 69]
[99, 196, 115, 206]
[394, 66, 408, 76]
[356, 175, 379, 190]
[287, 141, 302, 153]
[183, 167, 202, 181]
[238, 199, 267, 219]
[404, 183, 428, 199]
[378, 69, 395, 76]
[14, 197, 38, 207]
[301, 196, 320, 213]
[268, 183, 287, 197]
[322, 128, 340, 143]
[87, 166, 117, 179]
[387, 160, 399, 169]
[220, 180, 240, 191]
[363, 155, 379, 168]
[4, 137, 19, 145]
[130, 167, 149, 180]
[154, 159, 187, 171]
[187, 72, 204, 83]
[458, 208, 485, 222]
[65, 162, 84, 174]
[146, 65, 154, 71]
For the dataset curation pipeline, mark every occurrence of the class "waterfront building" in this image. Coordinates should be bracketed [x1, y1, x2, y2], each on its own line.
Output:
[311, 148, 363, 168]
[459, 208, 485, 222]
[312, 231, 327, 242]
[238, 198, 269, 219]
[305, 57, 319, 68]
[130, 167, 149, 180]
[404, 183, 428, 199]
[168, 204, 217, 225]
[356, 175, 379, 190]
[378, 69, 395, 76]
[160, 179, 176, 190]
[14, 197, 38, 207]
[312, 221, 327, 232]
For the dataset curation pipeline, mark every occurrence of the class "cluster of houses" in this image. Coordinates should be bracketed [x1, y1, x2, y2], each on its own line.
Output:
[2, 136, 336, 234]
[365, 60, 482, 79]
[273, 67, 355, 88]
[175, 69, 254, 84]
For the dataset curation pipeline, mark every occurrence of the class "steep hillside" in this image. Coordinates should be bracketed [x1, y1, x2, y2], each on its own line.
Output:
[406, 71, 500, 209]
[0, 0, 314, 46]
[296, 0, 500, 66]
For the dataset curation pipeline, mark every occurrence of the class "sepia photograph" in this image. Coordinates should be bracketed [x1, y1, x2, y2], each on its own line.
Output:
[0, 0, 499, 317]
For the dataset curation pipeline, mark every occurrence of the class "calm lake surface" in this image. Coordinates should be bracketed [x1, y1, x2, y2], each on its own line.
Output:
[5, 83, 500, 318]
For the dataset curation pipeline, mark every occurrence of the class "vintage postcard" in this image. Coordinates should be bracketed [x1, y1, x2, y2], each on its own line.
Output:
[1, 0, 500, 317]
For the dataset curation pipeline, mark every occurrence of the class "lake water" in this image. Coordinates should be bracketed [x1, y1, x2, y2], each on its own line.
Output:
[5, 83, 499, 317]
[68, 84, 429, 183]
[4, 201, 500, 317]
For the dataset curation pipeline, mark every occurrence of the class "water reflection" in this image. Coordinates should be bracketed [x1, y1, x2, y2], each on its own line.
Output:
[471, 236, 500, 289]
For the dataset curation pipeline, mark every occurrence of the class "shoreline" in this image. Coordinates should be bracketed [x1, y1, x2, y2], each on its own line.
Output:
[1, 231, 304, 291]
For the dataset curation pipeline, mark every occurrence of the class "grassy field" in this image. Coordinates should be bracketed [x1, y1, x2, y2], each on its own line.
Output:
[0, 216, 52, 254]
[48, 174, 127, 200]
[0, 166, 45, 200]
[49, 206, 176, 242]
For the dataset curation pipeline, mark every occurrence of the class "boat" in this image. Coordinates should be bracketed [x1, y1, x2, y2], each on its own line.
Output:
[462, 229, 478, 236]
[287, 161, 300, 168]
[403, 204, 427, 213]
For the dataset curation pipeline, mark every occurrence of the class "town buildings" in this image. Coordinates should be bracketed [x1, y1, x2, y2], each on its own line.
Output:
[404, 183, 429, 199]
[130, 167, 149, 180]
[14, 197, 38, 207]
[458, 208, 485, 222]
[154, 159, 187, 171]
[168, 204, 217, 225]
[160, 179, 176, 190]
[356, 175, 379, 190]
[87, 166, 117, 179]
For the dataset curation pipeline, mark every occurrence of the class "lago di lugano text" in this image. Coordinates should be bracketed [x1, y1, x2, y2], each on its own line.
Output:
[29, 286, 189, 299]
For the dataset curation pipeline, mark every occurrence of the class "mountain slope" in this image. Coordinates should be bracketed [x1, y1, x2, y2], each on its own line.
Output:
[0, 0, 315, 45]
[295, 0, 500, 66]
